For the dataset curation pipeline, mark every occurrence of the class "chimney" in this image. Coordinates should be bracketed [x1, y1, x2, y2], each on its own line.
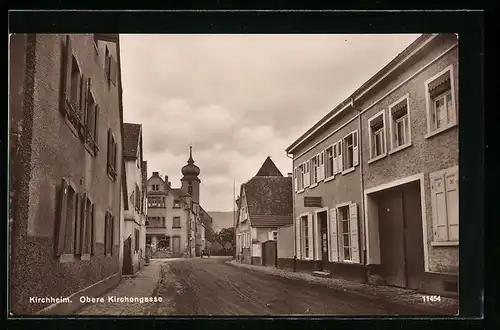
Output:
[165, 175, 169, 183]
[153, 171, 159, 176]
[287, 173, 293, 178]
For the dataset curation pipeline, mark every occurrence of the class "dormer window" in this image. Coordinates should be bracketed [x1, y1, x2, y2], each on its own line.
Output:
[173, 200, 181, 208]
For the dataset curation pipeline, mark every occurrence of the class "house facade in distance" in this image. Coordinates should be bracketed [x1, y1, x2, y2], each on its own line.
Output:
[146, 147, 209, 258]
[122, 123, 147, 275]
[285, 33, 459, 295]
[10, 34, 125, 315]
[235, 157, 293, 265]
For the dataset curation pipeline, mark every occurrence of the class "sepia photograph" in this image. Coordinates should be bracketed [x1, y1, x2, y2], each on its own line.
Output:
[9, 32, 462, 317]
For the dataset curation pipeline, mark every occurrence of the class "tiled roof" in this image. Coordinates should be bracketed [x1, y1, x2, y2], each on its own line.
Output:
[171, 188, 190, 198]
[244, 176, 293, 228]
[123, 123, 141, 159]
[255, 156, 283, 177]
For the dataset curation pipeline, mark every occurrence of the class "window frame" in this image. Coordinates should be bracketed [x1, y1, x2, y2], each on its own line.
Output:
[368, 110, 387, 164]
[173, 216, 181, 228]
[325, 145, 335, 181]
[342, 130, 358, 174]
[301, 215, 310, 259]
[388, 94, 412, 154]
[424, 64, 457, 139]
[337, 205, 352, 262]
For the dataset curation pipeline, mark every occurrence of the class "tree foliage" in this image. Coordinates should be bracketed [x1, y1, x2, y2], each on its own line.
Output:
[213, 227, 235, 251]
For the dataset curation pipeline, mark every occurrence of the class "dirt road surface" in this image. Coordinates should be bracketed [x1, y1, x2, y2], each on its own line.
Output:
[155, 257, 456, 316]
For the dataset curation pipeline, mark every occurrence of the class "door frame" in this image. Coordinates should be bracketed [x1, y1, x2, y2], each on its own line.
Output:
[364, 173, 429, 272]
[314, 207, 329, 267]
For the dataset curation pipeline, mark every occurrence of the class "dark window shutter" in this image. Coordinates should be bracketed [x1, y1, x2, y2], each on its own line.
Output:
[60, 35, 73, 116]
[104, 46, 110, 81]
[91, 203, 96, 256]
[113, 140, 117, 171]
[111, 216, 116, 254]
[107, 129, 112, 172]
[74, 193, 81, 255]
[84, 77, 91, 136]
[104, 212, 109, 254]
[94, 105, 100, 154]
[56, 179, 69, 256]
[79, 75, 87, 124]
[80, 193, 87, 254]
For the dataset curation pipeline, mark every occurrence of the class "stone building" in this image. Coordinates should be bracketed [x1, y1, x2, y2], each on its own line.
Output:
[9, 34, 126, 315]
[285, 33, 459, 295]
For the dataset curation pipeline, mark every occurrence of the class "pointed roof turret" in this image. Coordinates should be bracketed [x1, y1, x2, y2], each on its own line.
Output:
[255, 156, 283, 177]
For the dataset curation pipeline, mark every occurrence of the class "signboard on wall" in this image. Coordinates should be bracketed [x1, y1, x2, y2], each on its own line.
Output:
[304, 196, 322, 208]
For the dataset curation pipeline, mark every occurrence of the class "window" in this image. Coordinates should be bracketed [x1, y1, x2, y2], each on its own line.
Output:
[84, 86, 99, 155]
[104, 46, 118, 86]
[173, 200, 181, 208]
[331, 203, 360, 263]
[303, 161, 310, 188]
[107, 129, 117, 180]
[134, 229, 140, 252]
[336, 140, 343, 173]
[368, 111, 386, 160]
[55, 178, 77, 257]
[389, 96, 411, 151]
[301, 216, 310, 259]
[272, 230, 278, 241]
[325, 146, 334, 178]
[135, 185, 140, 211]
[342, 131, 359, 171]
[294, 163, 305, 192]
[338, 206, 351, 261]
[162, 217, 166, 227]
[425, 66, 457, 135]
[430, 166, 459, 243]
[173, 217, 181, 228]
[104, 212, 114, 255]
[75, 194, 94, 257]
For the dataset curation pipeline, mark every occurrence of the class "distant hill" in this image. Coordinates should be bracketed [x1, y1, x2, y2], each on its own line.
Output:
[207, 211, 236, 232]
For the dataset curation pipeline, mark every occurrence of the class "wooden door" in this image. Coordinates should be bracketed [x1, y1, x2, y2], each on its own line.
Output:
[172, 236, 181, 257]
[319, 212, 329, 271]
[123, 237, 133, 275]
[403, 182, 425, 290]
[378, 189, 407, 288]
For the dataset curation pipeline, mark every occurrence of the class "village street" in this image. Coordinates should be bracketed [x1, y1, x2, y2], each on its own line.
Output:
[76, 257, 458, 316]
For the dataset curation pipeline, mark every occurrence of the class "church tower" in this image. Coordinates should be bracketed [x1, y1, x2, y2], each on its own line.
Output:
[181, 145, 201, 203]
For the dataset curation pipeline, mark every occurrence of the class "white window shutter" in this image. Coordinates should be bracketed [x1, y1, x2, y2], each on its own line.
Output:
[353, 131, 359, 166]
[295, 217, 301, 259]
[307, 213, 313, 258]
[319, 151, 325, 181]
[430, 171, 448, 241]
[349, 202, 360, 263]
[332, 144, 338, 175]
[304, 161, 310, 187]
[329, 208, 339, 262]
[338, 141, 343, 173]
[314, 214, 321, 260]
[445, 167, 459, 241]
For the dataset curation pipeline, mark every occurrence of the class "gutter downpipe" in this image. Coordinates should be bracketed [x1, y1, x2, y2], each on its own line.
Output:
[286, 153, 296, 271]
[354, 97, 369, 283]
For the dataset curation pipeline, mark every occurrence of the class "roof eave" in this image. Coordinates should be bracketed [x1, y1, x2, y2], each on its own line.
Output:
[286, 33, 438, 155]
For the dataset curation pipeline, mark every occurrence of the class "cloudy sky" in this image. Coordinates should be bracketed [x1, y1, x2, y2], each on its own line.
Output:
[120, 34, 420, 212]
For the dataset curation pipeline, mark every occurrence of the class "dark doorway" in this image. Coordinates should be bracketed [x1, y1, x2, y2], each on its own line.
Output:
[318, 211, 329, 271]
[172, 236, 181, 257]
[123, 236, 133, 275]
[262, 240, 277, 267]
[376, 181, 425, 290]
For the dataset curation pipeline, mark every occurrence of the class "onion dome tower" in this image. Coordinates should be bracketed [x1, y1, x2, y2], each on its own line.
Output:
[181, 145, 201, 203]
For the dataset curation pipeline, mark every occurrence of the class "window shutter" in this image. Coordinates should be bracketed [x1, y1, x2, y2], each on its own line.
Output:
[293, 167, 299, 192]
[319, 151, 325, 181]
[56, 178, 69, 256]
[79, 75, 87, 126]
[314, 214, 321, 260]
[60, 35, 72, 116]
[91, 204, 96, 256]
[307, 213, 313, 258]
[104, 46, 110, 81]
[110, 58, 117, 86]
[94, 104, 100, 153]
[111, 216, 116, 254]
[332, 144, 338, 175]
[353, 131, 359, 166]
[80, 193, 87, 254]
[73, 193, 81, 255]
[329, 208, 339, 262]
[337, 140, 343, 173]
[349, 202, 360, 263]
[104, 212, 109, 254]
[430, 171, 448, 241]
[445, 168, 459, 241]
[113, 140, 117, 171]
[295, 217, 301, 259]
[107, 129, 112, 171]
